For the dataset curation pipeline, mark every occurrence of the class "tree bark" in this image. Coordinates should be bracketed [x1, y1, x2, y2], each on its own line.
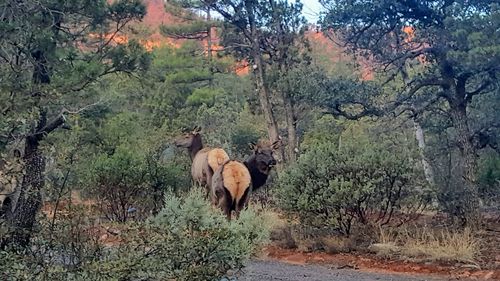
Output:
[246, 0, 283, 162]
[449, 100, 481, 228]
[3, 112, 66, 247]
[413, 119, 435, 186]
[252, 53, 283, 161]
[206, 7, 213, 71]
[268, 0, 297, 163]
[280, 86, 298, 163]
[7, 135, 45, 247]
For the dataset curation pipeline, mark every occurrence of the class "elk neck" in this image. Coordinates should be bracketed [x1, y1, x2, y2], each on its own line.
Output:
[244, 155, 268, 191]
[188, 135, 203, 160]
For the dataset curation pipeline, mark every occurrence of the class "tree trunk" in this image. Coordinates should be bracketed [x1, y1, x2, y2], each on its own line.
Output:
[2, 110, 65, 247]
[206, 8, 213, 68]
[252, 54, 283, 161]
[6, 135, 45, 247]
[449, 101, 481, 229]
[247, 1, 283, 162]
[413, 119, 435, 186]
[281, 89, 298, 163]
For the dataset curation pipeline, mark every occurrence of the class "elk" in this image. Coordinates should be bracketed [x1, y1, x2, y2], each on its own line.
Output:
[173, 126, 229, 196]
[211, 139, 279, 220]
[244, 139, 280, 191]
[211, 160, 251, 220]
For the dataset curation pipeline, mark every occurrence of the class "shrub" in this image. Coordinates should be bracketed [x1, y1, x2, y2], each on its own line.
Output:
[139, 190, 270, 280]
[85, 190, 269, 280]
[89, 145, 149, 222]
[276, 131, 431, 236]
[87, 141, 190, 221]
[478, 153, 500, 205]
[0, 190, 270, 280]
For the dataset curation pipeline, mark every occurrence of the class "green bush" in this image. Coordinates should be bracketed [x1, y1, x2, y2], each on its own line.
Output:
[136, 190, 270, 280]
[276, 130, 431, 236]
[87, 138, 190, 220]
[0, 190, 270, 280]
[478, 153, 500, 205]
[89, 145, 149, 222]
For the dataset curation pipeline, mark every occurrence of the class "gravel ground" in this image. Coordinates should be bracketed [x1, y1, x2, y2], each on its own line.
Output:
[238, 260, 448, 281]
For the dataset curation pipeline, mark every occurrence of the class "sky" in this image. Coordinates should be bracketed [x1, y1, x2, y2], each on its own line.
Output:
[300, 0, 323, 23]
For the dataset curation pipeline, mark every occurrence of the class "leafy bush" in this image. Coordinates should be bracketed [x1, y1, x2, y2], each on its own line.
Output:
[478, 153, 500, 205]
[89, 145, 149, 222]
[141, 190, 270, 280]
[276, 129, 431, 235]
[83, 112, 191, 220]
[0, 190, 270, 280]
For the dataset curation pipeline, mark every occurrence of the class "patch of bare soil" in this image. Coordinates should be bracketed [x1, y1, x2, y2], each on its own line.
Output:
[260, 245, 500, 280]
[479, 214, 500, 272]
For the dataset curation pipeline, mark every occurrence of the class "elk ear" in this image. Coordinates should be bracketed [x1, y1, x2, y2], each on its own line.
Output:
[249, 142, 257, 151]
[192, 126, 201, 134]
[13, 149, 21, 158]
[271, 139, 282, 150]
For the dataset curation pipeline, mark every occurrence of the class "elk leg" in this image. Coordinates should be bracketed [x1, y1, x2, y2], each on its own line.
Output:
[206, 172, 213, 198]
[235, 188, 251, 220]
[221, 187, 234, 221]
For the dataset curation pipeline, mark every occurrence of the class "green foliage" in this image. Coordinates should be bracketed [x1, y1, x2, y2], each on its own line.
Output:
[141, 190, 270, 280]
[478, 153, 500, 204]
[187, 87, 223, 106]
[275, 63, 382, 119]
[89, 145, 148, 222]
[0, 191, 270, 280]
[300, 115, 344, 151]
[82, 113, 190, 220]
[277, 124, 431, 235]
[195, 96, 266, 158]
[0, 0, 148, 141]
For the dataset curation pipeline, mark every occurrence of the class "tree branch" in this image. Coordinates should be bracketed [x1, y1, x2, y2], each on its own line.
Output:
[465, 79, 494, 103]
[31, 101, 102, 140]
[391, 78, 450, 108]
[326, 102, 383, 120]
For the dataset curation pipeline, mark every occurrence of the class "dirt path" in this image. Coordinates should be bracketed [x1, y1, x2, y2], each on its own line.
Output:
[240, 260, 447, 281]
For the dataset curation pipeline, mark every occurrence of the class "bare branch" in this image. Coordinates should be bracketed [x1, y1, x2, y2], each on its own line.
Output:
[465, 79, 495, 102]
[31, 101, 103, 139]
[390, 78, 450, 110]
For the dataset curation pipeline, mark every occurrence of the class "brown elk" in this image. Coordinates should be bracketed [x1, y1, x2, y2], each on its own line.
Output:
[211, 160, 251, 220]
[244, 139, 280, 191]
[174, 126, 229, 196]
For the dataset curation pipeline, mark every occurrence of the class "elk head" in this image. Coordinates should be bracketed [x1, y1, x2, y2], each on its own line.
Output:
[173, 126, 202, 149]
[248, 139, 280, 175]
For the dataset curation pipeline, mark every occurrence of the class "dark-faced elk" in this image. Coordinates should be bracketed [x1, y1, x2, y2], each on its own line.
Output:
[244, 139, 280, 191]
[211, 139, 280, 220]
[174, 126, 229, 196]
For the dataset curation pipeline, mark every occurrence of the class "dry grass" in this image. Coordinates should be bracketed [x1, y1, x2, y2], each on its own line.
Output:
[321, 236, 353, 254]
[375, 226, 481, 263]
[401, 228, 480, 263]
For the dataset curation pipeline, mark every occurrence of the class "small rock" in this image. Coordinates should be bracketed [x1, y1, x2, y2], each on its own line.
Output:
[367, 243, 400, 254]
[458, 271, 471, 278]
[107, 228, 121, 235]
[461, 264, 481, 270]
[484, 271, 495, 279]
